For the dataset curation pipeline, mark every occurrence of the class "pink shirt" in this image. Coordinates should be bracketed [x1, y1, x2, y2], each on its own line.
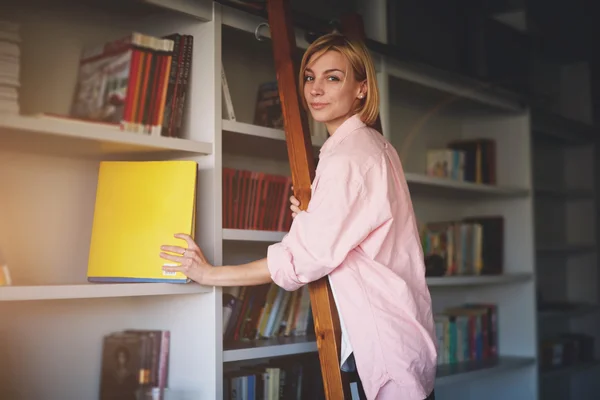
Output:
[267, 114, 438, 399]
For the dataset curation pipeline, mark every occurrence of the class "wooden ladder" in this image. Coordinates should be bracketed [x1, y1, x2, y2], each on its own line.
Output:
[265, 1, 380, 398]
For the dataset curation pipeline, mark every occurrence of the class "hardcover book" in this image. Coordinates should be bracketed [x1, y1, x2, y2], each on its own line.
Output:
[87, 160, 197, 283]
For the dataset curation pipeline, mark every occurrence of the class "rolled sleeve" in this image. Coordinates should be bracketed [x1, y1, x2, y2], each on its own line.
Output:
[267, 240, 302, 291]
[266, 175, 377, 291]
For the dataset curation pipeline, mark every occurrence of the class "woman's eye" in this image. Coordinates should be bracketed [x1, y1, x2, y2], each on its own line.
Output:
[327, 76, 340, 82]
[304, 76, 314, 82]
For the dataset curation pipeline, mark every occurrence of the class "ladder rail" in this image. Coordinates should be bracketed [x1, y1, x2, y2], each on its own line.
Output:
[266, 0, 350, 398]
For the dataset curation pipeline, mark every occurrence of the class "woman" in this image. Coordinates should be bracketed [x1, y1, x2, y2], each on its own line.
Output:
[160, 33, 437, 400]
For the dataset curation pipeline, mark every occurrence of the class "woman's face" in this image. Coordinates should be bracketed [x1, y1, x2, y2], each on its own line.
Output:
[303, 50, 365, 132]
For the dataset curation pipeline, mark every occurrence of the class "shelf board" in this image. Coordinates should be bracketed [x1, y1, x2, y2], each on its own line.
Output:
[535, 187, 594, 200]
[222, 119, 326, 160]
[0, 114, 212, 159]
[0, 282, 210, 301]
[223, 336, 317, 362]
[405, 173, 529, 198]
[436, 356, 535, 386]
[223, 228, 286, 242]
[531, 107, 597, 145]
[141, 0, 213, 21]
[426, 273, 532, 287]
[538, 303, 600, 320]
[540, 360, 600, 379]
[223, 119, 326, 147]
[536, 244, 596, 254]
[222, 120, 287, 142]
[384, 56, 523, 115]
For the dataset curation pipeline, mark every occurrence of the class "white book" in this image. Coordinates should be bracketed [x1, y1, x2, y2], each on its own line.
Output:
[221, 62, 236, 121]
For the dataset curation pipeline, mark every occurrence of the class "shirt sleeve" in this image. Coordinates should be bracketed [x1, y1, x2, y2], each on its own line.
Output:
[266, 173, 378, 291]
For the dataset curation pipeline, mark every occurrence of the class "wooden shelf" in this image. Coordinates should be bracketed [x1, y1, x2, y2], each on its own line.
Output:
[426, 273, 532, 287]
[0, 114, 212, 159]
[436, 357, 535, 386]
[223, 336, 317, 362]
[405, 173, 529, 198]
[0, 282, 210, 301]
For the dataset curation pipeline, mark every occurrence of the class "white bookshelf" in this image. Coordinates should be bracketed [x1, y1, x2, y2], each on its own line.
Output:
[375, 43, 537, 400]
[0, 2, 221, 399]
[0, 1, 540, 399]
[219, 2, 537, 400]
[0, 113, 213, 158]
[532, 113, 600, 400]
[0, 282, 211, 301]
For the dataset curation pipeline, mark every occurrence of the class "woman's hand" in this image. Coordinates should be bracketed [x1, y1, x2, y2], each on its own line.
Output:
[160, 233, 212, 284]
[290, 187, 302, 218]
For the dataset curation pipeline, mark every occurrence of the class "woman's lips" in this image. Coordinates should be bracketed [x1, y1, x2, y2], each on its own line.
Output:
[310, 102, 328, 110]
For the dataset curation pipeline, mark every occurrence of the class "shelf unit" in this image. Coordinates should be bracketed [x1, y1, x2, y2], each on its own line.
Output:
[531, 111, 600, 400]
[0, 1, 220, 400]
[0, 1, 539, 399]
[219, 3, 536, 400]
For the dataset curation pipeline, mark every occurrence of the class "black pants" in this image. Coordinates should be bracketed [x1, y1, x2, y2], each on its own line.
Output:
[345, 370, 435, 400]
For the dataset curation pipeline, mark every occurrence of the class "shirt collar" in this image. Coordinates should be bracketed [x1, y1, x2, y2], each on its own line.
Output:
[320, 114, 365, 156]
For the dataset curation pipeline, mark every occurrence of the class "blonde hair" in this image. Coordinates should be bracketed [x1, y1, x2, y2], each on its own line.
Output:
[299, 32, 380, 128]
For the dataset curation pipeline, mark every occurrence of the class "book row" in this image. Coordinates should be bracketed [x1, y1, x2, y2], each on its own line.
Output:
[434, 304, 497, 366]
[223, 283, 313, 343]
[421, 216, 504, 277]
[99, 329, 171, 400]
[222, 168, 294, 232]
[0, 20, 19, 114]
[540, 332, 595, 371]
[223, 355, 325, 400]
[70, 31, 192, 137]
[426, 138, 496, 185]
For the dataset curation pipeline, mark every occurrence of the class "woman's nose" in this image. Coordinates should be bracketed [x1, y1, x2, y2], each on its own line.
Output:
[310, 80, 324, 96]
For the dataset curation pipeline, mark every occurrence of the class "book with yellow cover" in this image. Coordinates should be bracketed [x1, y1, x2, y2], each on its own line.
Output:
[87, 160, 197, 283]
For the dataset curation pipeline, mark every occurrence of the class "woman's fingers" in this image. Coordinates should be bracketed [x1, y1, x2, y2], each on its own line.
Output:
[170, 233, 209, 263]
[174, 233, 198, 250]
[289, 195, 300, 206]
[160, 245, 186, 255]
[159, 234, 214, 284]
[159, 252, 185, 264]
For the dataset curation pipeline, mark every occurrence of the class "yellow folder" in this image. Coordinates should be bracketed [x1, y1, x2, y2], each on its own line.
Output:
[87, 160, 197, 283]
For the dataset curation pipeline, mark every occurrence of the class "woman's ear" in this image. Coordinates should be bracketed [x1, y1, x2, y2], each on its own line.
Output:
[358, 80, 368, 99]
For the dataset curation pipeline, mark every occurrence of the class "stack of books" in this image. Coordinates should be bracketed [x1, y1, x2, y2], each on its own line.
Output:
[0, 20, 20, 114]
[69, 31, 193, 137]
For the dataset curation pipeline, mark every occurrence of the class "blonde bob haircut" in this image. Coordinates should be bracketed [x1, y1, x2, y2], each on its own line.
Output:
[299, 32, 380, 128]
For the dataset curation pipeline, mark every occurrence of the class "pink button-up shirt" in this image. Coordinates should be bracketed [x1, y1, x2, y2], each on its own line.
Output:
[267, 114, 437, 399]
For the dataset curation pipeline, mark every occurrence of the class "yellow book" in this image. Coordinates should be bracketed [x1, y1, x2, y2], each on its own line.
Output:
[87, 160, 197, 283]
